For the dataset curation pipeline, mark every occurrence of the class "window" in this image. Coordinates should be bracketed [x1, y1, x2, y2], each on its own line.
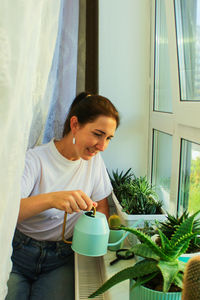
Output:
[154, 0, 172, 112]
[152, 130, 172, 210]
[175, 0, 200, 101]
[178, 140, 200, 214]
[149, 0, 200, 214]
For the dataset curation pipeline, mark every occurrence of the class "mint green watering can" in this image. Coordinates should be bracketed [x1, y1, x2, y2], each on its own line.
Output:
[62, 208, 141, 257]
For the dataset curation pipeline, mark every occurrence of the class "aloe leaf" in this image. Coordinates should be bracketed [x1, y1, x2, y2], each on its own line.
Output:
[168, 232, 198, 258]
[173, 272, 184, 289]
[131, 271, 159, 289]
[121, 226, 170, 261]
[157, 260, 180, 292]
[178, 260, 186, 272]
[130, 244, 160, 260]
[88, 260, 158, 298]
[157, 228, 171, 251]
[171, 210, 200, 245]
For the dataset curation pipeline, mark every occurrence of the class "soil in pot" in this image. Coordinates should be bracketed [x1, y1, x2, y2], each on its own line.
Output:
[143, 274, 182, 293]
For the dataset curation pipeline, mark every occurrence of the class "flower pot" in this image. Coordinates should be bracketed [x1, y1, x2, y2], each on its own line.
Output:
[108, 229, 124, 251]
[179, 251, 200, 263]
[112, 192, 166, 246]
[130, 280, 181, 300]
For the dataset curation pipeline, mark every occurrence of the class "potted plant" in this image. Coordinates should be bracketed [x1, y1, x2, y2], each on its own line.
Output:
[109, 168, 166, 245]
[108, 214, 124, 251]
[155, 210, 200, 262]
[89, 210, 200, 300]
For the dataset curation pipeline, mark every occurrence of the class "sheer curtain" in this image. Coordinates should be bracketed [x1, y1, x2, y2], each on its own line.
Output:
[0, 1, 79, 298]
[43, 0, 79, 143]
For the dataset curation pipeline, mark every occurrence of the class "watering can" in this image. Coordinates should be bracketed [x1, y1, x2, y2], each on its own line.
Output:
[62, 207, 142, 257]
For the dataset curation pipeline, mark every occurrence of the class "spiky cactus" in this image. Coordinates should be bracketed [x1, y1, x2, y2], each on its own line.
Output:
[89, 210, 200, 298]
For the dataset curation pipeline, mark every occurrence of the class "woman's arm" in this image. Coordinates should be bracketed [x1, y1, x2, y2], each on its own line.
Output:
[18, 190, 96, 223]
[96, 197, 109, 219]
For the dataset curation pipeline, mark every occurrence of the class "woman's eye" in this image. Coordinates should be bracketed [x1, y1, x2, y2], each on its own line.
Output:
[93, 132, 101, 137]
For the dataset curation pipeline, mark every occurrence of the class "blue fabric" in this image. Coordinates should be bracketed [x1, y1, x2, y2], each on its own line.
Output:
[6, 230, 74, 300]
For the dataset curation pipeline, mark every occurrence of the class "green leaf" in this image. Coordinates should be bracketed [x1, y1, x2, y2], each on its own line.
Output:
[130, 243, 160, 260]
[171, 210, 200, 245]
[120, 226, 170, 261]
[88, 260, 158, 298]
[157, 228, 171, 251]
[178, 260, 186, 273]
[168, 232, 198, 258]
[157, 260, 180, 292]
[131, 272, 159, 289]
[173, 272, 184, 289]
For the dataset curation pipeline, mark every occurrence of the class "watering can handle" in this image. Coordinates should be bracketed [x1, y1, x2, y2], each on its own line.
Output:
[62, 206, 97, 244]
[62, 212, 72, 244]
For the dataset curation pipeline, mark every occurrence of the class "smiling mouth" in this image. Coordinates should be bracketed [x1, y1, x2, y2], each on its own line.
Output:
[87, 148, 97, 156]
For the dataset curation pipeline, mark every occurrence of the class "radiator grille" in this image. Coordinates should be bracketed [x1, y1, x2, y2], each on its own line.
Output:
[75, 253, 110, 300]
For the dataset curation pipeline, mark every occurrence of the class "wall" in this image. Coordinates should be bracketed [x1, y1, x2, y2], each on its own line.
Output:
[99, 0, 151, 177]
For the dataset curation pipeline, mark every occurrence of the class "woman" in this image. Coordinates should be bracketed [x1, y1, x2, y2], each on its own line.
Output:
[6, 92, 120, 300]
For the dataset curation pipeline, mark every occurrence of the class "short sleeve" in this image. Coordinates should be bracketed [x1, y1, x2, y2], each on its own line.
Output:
[91, 154, 113, 201]
[21, 150, 41, 198]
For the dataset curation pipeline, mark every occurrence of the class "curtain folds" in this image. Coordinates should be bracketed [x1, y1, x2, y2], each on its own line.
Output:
[0, 0, 80, 298]
[43, 0, 79, 143]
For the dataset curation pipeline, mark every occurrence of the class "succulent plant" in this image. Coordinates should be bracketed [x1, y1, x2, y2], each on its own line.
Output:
[156, 210, 200, 253]
[109, 168, 133, 196]
[108, 214, 121, 230]
[109, 168, 162, 215]
[89, 210, 200, 298]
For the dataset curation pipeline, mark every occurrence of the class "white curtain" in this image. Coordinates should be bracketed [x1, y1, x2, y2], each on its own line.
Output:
[43, 0, 79, 143]
[0, 0, 79, 298]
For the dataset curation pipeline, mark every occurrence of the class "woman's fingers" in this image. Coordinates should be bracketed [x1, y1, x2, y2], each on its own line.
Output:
[78, 190, 95, 211]
[53, 190, 96, 213]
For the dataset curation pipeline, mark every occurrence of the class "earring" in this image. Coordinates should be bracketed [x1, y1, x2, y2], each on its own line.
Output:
[72, 137, 76, 145]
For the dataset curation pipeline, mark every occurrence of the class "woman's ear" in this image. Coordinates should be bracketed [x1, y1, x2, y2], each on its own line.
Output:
[70, 116, 79, 133]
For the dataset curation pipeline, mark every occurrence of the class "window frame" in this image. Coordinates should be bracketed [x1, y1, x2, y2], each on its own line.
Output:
[148, 0, 200, 214]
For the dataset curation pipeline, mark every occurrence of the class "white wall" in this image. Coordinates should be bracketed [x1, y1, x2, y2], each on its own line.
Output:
[99, 0, 151, 177]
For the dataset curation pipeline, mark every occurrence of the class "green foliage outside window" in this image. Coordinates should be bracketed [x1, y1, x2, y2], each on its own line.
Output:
[188, 157, 200, 214]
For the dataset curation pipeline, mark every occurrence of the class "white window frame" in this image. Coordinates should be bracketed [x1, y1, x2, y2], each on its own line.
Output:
[148, 0, 200, 214]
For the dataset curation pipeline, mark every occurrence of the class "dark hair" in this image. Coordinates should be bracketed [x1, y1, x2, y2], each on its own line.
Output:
[62, 92, 120, 137]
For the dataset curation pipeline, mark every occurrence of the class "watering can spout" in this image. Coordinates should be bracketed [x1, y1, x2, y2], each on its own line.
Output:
[107, 219, 143, 247]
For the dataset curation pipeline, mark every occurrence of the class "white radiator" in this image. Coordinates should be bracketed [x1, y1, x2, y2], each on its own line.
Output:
[75, 253, 110, 300]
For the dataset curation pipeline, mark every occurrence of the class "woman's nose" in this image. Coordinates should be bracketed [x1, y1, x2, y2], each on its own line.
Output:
[96, 140, 107, 152]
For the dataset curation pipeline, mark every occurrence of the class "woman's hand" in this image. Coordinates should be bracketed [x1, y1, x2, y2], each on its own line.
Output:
[50, 190, 97, 214]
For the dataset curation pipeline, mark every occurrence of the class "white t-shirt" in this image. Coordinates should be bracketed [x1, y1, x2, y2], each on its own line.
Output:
[17, 139, 112, 241]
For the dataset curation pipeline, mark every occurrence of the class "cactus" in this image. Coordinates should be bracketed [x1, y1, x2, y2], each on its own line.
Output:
[108, 214, 121, 230]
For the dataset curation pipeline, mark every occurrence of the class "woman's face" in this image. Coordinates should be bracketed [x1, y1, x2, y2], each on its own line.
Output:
[72, 115, 117, 160]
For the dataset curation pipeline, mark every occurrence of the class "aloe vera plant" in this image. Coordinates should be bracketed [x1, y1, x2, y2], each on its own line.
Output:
[89, 210, 200, 298]
[156, 210, 200, 253]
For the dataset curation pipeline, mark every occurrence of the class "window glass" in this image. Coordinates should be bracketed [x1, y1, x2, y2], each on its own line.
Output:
[178, 140, 200, 214]
[154, 0, 173, 112]
[152, 130, 173, 210]
[175, 0, 200, 101]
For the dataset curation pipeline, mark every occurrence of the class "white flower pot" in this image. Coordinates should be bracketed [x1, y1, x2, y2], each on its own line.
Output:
[112, 192, 166, 246]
